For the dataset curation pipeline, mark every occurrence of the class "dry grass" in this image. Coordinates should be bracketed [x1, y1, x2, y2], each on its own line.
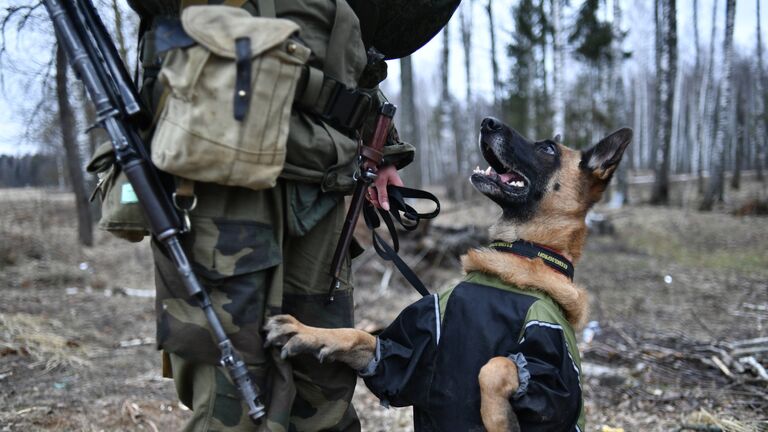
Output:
[0, 312, 92, 372]
[685, 409, 767, 432]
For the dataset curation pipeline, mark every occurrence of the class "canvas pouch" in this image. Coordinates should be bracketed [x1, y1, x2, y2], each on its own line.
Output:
[151, 5, 310, 190]
[87, 142, 150, 243]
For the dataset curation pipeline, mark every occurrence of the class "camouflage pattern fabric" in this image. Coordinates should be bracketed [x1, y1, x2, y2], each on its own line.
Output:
[153, 180, 360, 431]
[135, 1, 417, 429]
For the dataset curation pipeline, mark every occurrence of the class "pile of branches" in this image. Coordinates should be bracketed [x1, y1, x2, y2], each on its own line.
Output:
[584, 327, 768, 416]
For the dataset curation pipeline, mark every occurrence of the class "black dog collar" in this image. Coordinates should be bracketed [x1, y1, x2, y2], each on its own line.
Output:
[489, 240, 575, 281]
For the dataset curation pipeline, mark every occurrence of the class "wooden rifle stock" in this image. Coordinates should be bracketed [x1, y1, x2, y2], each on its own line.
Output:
[327, 103, 396, 302]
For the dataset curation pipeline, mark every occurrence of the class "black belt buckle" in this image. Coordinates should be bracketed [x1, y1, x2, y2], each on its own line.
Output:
[322, 83, 372, 132]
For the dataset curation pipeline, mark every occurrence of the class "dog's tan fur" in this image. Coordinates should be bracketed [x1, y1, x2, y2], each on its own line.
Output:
[479, 357, 522, 432]
[463, 145, 591, 330]
[264, 315, 376, 370]
[265, 129, 631, 432]
[462, 250, 589, 328]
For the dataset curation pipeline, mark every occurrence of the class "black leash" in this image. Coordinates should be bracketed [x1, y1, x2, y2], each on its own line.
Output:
[363, 185, 440, 297]
[489, 240, 575, 281]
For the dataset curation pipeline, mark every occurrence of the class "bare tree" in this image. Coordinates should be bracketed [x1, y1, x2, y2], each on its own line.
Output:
[56, 45, 93, 246]
[399, 55, 421, 188]
[459, 0, 474, 107]
[611, 0, 630, 205]
[755, 0, 766, 181]
[486, 0, 501, 115]
[701, 0, 736, 211]
[437, 23, 455, 182]
[698, 0, 719, 193]
[651, 0, 677, 204]
[551, 0, 565, 138]
[731, 62, 747, 190]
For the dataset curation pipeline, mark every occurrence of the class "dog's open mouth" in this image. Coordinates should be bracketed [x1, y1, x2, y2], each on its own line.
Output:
[470, 136, 530, 201]
[471, 166, 529, 193]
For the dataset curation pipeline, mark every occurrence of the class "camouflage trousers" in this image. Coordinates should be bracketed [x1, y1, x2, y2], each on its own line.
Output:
[151, 180, 360, 431]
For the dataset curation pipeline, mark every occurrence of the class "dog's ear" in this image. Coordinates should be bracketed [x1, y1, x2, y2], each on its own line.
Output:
[580, 128, 632, 181]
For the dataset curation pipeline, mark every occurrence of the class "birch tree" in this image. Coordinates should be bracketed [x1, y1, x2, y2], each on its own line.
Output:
[698, 0, 719, 192]
[551, 0, 565, 138]
[611, 0, 630, 205]
[701, 0, 736, 211]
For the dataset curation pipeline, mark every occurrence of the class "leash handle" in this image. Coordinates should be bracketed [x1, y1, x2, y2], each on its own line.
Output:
[362, 185, 441, 298]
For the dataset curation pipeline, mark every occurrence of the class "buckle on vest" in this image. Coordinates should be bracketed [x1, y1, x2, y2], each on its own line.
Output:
[321, 83, 371, 133]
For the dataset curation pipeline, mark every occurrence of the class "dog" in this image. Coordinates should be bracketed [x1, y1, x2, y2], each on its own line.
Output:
[265, 118, 632, 432]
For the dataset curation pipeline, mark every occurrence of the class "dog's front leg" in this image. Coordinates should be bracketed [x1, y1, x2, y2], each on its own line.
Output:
[264, 314, 376, 370]
[479, 356, 521, 432]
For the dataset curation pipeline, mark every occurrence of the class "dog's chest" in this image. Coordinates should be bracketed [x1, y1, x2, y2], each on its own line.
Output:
[422, 281, 539, 429]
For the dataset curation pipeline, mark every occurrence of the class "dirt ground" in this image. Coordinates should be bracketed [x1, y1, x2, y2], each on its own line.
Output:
[1, 182, 766, 431]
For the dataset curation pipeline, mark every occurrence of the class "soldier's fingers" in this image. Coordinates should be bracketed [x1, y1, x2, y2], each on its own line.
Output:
[368, 187, 381, 208]
[374, 180, 390, 211]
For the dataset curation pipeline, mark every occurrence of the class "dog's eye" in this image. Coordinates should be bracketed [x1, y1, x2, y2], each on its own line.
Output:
[538, 142, 556, 156]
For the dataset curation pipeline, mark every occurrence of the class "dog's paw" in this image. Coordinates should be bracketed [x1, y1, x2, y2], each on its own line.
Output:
[263, 314, 328, 361]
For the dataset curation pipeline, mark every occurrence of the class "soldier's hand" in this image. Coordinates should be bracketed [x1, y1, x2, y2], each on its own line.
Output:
[367, 165, 404, 211]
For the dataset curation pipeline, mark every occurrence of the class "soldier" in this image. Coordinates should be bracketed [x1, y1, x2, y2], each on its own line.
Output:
[124, 0, 460, 430]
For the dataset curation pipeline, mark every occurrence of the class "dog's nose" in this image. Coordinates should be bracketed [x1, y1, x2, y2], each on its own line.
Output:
[481, 117, 503, 132]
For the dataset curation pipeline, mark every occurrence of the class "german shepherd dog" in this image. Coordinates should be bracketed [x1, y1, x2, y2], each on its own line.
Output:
[265, 118, 632, 431]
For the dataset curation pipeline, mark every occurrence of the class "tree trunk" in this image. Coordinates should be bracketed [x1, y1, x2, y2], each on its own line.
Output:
[651, 0, 677, 205]
[399, 56, 421, 188]
[460, 0, 473, 106]
[701, 0, 736, 211]
[730, 80, 744, 189]
[56, 45, 93, 246]
[699, 0, 719, 194]
[486, 0, 501, 115]
[611, 0, 629, 205]
[551, 0, 565, 138]
[438, 23, 458, 192]
[755, 0, 766, 181]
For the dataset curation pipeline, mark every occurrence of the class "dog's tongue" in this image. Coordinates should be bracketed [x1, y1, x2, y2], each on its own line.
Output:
[499, 171, 523, 183]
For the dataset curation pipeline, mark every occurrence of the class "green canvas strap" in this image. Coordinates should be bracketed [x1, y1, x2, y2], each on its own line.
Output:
[255, 0, 275, 17]
[178, 0, 273, 15]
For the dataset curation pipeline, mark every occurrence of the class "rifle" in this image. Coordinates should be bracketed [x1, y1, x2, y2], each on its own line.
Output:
[43, 0, 266, 422]
[327, 103, 396, 302]
[327, 103, 442, 303]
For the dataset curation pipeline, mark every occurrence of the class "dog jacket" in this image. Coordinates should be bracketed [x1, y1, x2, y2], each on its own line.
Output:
[360, 271, 585, 432]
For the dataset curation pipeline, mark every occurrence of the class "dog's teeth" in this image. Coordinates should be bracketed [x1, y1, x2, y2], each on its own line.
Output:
[485, 167, 492, 175]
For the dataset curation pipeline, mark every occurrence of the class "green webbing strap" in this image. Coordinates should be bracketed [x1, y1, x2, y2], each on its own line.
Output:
[179, 0, 206, 8]
[179, 0, 263, 10]
[255, 0, 275, 17]
[299, 67, 324, 108]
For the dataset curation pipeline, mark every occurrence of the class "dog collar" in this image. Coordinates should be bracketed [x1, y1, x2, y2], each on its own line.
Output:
[489, 240, 575, 281]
